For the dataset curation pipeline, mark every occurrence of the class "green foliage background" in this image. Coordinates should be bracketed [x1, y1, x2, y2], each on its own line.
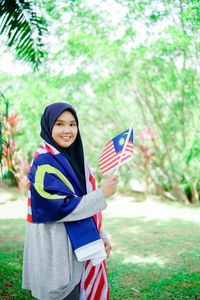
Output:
[1, 0, 200, 203]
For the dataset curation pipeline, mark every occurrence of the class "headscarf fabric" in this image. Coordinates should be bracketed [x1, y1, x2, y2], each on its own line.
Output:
[40, 102, 86, 194]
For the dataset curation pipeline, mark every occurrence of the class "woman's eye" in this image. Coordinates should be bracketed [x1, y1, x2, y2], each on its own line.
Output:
[70, 123, 76, 127]
[57, 123, 63, 126]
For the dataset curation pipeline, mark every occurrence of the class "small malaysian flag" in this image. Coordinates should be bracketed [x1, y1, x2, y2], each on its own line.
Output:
[99, 127, 134, 175]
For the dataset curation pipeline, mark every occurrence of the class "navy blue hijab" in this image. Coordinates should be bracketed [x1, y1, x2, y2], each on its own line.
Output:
[40, 102, 86, 195]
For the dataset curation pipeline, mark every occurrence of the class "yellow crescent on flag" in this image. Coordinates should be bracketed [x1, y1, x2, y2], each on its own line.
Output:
[34, 164, 76, 199]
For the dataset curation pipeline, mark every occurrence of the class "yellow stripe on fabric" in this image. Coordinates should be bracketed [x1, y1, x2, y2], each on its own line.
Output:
[34, 164, 75, 199]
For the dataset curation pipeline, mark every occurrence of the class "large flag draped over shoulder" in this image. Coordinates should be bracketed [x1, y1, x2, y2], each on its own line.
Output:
[27, 142, 109, 299]
[99, 127, 134, 175]
[80, 170, 109, 300]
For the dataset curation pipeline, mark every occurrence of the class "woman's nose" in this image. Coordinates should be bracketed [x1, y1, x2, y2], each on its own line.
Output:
[63, 125, 71, 132]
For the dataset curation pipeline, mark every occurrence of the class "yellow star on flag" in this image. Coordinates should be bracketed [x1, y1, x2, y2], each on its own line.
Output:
[119, 137, 125, 146]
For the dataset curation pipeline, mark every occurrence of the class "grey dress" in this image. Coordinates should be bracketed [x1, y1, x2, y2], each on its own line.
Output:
[22, 188, 107, 300]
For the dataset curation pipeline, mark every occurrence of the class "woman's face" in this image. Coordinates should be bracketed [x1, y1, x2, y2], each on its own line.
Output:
[52, 110, 78, 148]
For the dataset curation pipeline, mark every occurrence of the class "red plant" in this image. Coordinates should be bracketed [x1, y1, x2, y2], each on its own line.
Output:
[136, 125, 158, 197]
[7, 113, 19, 128]
[1, 112, 28, 194]
[1, 114, 19, 170]
[137, 125, 157, 141]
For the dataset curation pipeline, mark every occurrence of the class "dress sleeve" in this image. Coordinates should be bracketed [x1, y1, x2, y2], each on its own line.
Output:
[57, 188, 107, 222]
[99, 227, 108, 239]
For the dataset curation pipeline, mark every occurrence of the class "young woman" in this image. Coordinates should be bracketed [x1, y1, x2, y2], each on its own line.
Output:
[22, 102, 118, 300]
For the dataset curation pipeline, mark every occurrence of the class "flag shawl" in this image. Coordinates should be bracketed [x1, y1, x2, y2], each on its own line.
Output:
[27, 141, 109, 299]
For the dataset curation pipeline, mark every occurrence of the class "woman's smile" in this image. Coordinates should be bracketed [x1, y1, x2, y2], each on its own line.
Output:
[62, 136, 71, 141]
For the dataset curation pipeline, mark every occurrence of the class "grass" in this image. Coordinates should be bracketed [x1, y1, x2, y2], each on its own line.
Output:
[104, 217, 200, 299]
[0, 219, 32, 299]
[0, 203, 200, 299]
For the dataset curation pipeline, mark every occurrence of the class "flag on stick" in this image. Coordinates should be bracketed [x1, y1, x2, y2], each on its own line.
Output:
[99, 125, 134, 175]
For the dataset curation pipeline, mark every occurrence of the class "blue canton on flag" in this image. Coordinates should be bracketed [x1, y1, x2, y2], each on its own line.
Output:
[113, 129, 133, 153]
[99, 127, 134, 175]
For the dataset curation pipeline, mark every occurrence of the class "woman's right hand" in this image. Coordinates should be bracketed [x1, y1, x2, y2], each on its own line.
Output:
[100, 175, 119, 198]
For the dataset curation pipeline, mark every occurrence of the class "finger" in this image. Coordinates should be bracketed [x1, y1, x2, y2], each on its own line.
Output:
[108, 175, 118, 181]
[107, 249, 111, 257]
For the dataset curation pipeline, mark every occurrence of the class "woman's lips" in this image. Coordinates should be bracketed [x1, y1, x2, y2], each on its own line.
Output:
[62, 136, 71, 142]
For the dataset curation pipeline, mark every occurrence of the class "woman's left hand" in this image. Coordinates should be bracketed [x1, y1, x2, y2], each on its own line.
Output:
[102, 238, 112, 258]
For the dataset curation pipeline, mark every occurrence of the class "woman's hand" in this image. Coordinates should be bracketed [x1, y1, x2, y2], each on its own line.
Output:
[100, 175, 119, 198]
[102, 238, 112, 258]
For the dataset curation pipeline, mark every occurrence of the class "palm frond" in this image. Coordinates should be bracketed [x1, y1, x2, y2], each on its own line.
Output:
[0, 0, 47, 69]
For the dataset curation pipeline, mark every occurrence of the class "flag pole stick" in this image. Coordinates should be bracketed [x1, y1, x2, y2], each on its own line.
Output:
[115, 123, 133, 175]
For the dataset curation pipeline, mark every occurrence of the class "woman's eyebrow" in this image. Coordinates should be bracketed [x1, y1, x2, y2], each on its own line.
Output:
[56, 119, 76, 122]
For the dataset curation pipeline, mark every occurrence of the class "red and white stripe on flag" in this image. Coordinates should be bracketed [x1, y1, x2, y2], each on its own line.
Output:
[99, 138, 133, 175]
[79, 259, 109, 300]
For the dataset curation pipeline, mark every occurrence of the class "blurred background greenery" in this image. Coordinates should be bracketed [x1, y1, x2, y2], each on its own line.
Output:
[0, 0, 200, 204]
